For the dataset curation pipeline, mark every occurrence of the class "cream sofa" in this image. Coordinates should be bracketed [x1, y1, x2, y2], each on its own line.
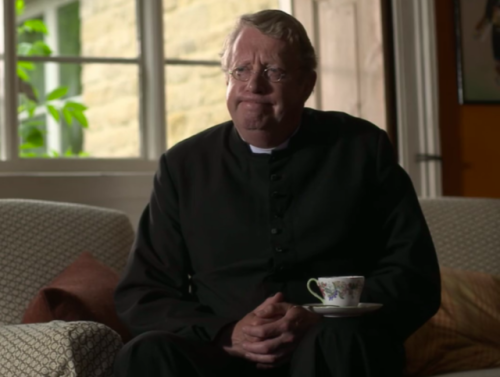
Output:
[0, 199, 134, 377]
[419, 197, 500, 377]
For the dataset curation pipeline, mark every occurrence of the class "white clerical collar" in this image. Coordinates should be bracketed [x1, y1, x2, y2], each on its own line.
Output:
[242, 126, 300, 154]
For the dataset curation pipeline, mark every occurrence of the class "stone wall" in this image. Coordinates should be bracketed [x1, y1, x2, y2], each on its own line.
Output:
[80, 0, 279, 157]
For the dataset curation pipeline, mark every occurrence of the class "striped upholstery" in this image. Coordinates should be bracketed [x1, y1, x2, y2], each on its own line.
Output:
[0, 199, 134, 377]
[407, 197, 500, 377]
[419, 197, 500, 276]
[0, 199, 134, 325]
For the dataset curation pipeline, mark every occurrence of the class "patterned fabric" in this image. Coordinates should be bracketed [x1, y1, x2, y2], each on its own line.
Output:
[0, 199, 134, 325]
[0, 321, 122, 377]
[405, 267, 500, 377]
[419, 198, 500, 276]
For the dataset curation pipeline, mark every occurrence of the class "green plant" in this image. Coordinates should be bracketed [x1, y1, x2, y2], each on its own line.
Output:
[16, 0, 89, 158]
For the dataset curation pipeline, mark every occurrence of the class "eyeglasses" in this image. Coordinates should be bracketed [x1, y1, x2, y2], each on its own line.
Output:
[228, 66, 287, 83]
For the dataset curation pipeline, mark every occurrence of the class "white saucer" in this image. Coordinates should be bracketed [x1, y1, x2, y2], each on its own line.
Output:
[302, 303, 383, 317]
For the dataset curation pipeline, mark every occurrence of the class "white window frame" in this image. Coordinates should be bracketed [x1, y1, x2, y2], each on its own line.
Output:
[1, 0, 166, 173]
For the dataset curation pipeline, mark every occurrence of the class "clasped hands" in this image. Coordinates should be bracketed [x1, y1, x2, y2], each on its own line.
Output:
[221, 292, 321, 369]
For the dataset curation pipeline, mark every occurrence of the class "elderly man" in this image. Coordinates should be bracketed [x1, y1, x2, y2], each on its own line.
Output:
[114, 9, 440, 377]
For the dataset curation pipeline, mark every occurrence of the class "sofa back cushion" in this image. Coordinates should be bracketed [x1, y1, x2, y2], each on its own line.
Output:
[0, 199, 134, 325]
[419, 197, 500, 276]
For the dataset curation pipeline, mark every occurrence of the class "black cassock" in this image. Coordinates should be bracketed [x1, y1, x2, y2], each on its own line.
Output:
[114, 108, 441, 377]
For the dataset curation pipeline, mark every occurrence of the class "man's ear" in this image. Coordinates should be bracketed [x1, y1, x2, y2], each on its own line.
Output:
[303, 71, 317, 101]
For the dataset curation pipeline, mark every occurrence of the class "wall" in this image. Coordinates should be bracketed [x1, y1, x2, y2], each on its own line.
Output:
[435, 0, 500, 198]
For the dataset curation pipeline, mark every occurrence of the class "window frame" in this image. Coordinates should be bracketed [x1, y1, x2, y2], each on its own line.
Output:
[0, 0, 168, 173]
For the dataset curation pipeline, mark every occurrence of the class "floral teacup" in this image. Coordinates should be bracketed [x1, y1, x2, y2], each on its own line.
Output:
[306, 276, 365, 306]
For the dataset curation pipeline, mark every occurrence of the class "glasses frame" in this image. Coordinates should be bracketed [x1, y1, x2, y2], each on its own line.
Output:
[227, 66, 287, 83]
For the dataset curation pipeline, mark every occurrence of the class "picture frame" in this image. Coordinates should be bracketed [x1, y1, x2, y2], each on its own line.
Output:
[454, 0, 500, 104]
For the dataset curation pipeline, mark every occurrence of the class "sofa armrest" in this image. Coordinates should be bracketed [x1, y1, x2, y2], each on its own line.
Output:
[0, 321, 122, 377]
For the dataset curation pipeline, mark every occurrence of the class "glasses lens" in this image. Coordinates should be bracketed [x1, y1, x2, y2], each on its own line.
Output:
[232, 67, 250, 81]
[266, 68, 284, 82]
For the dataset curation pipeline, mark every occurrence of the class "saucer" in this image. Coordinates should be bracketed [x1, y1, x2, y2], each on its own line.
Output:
[302, 303, 383, 317]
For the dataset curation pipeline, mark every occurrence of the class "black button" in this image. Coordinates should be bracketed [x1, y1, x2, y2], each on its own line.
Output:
[277, 265, 287, 272]
[271, 228, 281, 235]
[275, 246, 285, 253]
[272, 191, 280, 198]
[270, 174, 282, 181]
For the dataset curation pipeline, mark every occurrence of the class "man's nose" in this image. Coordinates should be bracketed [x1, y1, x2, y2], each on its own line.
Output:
[245, 70, 268, 93]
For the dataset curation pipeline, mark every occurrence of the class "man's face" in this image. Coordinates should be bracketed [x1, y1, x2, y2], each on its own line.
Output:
[226, 27, 316, 147]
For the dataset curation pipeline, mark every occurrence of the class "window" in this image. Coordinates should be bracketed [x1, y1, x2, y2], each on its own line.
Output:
[0, 0, 282, 172]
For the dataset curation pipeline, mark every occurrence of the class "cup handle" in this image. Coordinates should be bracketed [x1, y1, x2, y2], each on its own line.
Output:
[307, 278, 325, 304]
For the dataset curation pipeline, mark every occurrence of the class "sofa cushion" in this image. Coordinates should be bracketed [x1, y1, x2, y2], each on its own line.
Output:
[404, 267, 500, 377]
[0, 321, 122, 377]
[22, 252, 130, 341]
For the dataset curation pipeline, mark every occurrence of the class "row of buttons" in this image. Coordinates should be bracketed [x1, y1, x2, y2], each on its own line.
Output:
[270, 170, 289, 265]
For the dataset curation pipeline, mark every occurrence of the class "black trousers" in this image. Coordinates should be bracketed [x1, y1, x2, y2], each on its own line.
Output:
[114, 317, 405, 377]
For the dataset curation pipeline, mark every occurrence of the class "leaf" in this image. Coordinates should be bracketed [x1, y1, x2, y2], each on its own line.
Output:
[24, 128, 44, 147]
[17, 61, 34, 70]
[46, 87, 68, 101]
[63, 107, 73, 126]
[72, 110, 89, 128]
[32, 87, 40, 100]
[20, 119, 44, 127]
[78, 151, 90, 157]
[26, 100, 37, 117]
[16, 0, 24, 16]
[17, 42, 32, 56]
[50, 150, 60, 157]
[31, 41, 52, 56]
[20, 142, 38, 150]
[64, 102, 88, 111]
[23, 19, 48, 35]
[17, 67, 29, 82]
[64, 148, 74, 156]
[47, 105, 60, 122]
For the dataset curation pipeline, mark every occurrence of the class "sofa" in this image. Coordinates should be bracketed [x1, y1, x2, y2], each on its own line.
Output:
[413, 198, 500, 377]
[0, 199, 134, 377]
[0, 197, 498, 377]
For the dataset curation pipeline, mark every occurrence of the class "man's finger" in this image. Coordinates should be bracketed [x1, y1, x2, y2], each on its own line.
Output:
[254, 292, 284, 313]
[243, 344, 294, 366]
[242, 334, 294, 355]
[242, 318, 287, 339]
[254, 302, 291, 319]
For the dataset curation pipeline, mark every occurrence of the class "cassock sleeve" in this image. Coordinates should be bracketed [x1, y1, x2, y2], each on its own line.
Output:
[114, 154, 235, 342]
[361, 130, 441, 342]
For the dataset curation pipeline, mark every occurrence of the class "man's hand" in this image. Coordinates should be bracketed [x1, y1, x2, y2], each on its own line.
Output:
[216, 293, 285, 358]
[241, 297, 322, 369]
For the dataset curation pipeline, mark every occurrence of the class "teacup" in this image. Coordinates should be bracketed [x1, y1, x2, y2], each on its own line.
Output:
[306, 276, 365, 306]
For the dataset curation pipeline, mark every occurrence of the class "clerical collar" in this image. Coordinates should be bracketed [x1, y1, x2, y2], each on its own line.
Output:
[240, 126, 301, 154]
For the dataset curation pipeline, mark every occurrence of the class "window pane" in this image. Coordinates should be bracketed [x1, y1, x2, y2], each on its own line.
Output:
[17, 63, 140, 158]
[17, 0, 138, 58]
[164, 0, 280, 60]
[166, 65, 227, 149]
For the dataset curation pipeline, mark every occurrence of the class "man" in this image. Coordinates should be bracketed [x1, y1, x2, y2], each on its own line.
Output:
[114, 9, 440, 377]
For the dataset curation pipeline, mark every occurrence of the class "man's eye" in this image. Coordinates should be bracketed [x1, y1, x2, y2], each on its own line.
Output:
[234, 67, 249, 73]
